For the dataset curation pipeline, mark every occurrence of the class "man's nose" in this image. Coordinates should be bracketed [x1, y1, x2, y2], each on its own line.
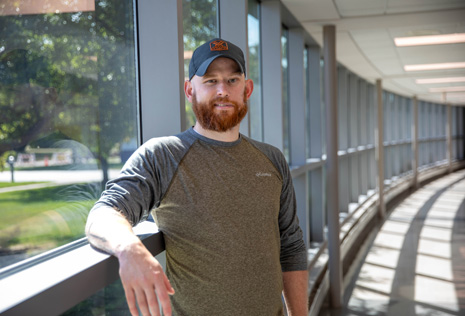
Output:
[216, 81, 229, 97]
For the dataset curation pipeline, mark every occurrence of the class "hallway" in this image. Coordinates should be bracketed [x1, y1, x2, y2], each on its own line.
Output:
[322, 169, 465, 316]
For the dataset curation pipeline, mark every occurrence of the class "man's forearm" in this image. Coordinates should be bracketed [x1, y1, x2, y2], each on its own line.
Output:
[85, 205, 141, 257]
[283, 270, 308, 316]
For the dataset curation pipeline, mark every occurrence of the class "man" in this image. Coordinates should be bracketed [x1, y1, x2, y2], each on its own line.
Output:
[86, 38, 308, 316]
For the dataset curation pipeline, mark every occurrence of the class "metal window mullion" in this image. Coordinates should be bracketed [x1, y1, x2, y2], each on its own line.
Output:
[349, 75, 359, 202]
[359, 80, 368, 194]
[369, 84, 377, 190]
[261, 0, 283, 151]
[338, 67, 348, 150]
[307, 45, 324, 243]
[218, 0, 249, 136]
[139, 0, 184, 142]
[288, 28, 309, 248]
[323, 24, 342, 308]
[376, 79, 385, 218]
[447, 103, 452, 172]
[308, 46, 322, 158]
[412, 96, 419, 188]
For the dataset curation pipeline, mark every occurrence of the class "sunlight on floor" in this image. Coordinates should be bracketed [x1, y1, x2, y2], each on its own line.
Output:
[346, 171, 465, 315]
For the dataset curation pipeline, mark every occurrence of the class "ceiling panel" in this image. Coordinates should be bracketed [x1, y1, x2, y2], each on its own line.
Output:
[386, 0, 465, 14]
[334, 0, 387, 16]
[283, 0, 339, 21]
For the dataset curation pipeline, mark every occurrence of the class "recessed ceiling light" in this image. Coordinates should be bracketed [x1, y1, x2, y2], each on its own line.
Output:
[429, 86, 465, 93]
[416, 77, 465, 84]
[404, 62, 465, 72]
[394, 33, 465, 46]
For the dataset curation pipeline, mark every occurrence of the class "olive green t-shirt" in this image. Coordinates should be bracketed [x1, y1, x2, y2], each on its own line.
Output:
[96, 128, 307, 315]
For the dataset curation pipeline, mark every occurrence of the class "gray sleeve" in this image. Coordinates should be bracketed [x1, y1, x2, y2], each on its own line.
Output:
[244, 137, 308, 271]
[276, 157, 308, 271]
[93, 134, 193, 226]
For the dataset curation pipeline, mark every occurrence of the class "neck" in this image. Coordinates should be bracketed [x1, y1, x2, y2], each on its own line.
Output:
[193, 122, 240, 142]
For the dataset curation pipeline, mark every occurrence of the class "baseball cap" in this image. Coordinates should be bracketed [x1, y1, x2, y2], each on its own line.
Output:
[188, 38, 246, 80]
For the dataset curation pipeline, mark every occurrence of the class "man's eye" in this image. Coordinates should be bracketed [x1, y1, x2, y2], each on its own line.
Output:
[229, 78, 238, 83]
[206, 79, 216, 84]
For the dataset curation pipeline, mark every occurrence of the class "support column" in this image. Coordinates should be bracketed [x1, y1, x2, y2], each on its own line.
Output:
[412, 96, 419, 189]
[447, 103, 453, 173]
[375, 79, 385, 218]
[323, 24, 342, 308]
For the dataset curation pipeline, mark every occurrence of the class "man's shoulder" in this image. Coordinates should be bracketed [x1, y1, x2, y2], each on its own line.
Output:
[242, 135, 286, 162]
[242, 135, 290, 178]
[142, 129, 197, 152]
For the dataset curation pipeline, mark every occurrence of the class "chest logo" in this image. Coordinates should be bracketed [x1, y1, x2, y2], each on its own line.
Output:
[256, 172, 272, 177]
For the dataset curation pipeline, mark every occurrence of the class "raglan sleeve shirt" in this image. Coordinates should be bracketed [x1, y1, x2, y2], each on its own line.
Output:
[91, 129, 308, 273]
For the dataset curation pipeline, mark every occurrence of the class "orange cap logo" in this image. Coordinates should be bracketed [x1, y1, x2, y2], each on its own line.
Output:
[210, 40, 228, 51]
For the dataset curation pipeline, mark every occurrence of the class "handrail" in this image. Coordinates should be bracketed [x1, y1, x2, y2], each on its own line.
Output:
[0, 221, 164, 316]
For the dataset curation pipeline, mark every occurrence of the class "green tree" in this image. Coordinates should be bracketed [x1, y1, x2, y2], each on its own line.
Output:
[0, 1, 138, 185]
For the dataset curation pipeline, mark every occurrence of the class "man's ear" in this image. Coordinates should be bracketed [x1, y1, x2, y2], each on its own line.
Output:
[184, 80, 193, 102]
[245, 79, 254, 100]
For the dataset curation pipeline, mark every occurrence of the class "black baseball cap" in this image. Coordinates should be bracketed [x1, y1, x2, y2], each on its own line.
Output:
[188, 38, 246, 80]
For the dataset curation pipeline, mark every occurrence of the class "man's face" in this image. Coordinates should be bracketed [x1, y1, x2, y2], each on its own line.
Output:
[186, 57, 253, 132]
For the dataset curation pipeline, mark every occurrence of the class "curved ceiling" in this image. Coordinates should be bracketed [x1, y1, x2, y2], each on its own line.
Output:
[282, 0, 465, 105]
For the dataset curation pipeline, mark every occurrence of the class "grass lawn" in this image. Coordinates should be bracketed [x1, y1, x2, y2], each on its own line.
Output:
[0, 183, 99, 252]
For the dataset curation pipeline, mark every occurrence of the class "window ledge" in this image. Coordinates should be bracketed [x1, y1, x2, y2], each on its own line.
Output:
[0, 221, 163, 316]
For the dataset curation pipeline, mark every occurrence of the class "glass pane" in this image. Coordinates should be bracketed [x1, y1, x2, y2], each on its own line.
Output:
[281, 27, 290, 162]
[0, 0, 139, 269]
[248, 0, 263, 141]
[182, 0, 218, 130]
[61, 278, 127, 315]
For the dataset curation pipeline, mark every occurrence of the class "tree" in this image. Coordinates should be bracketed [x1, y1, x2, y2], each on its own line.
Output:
[0, 1, 138, 185]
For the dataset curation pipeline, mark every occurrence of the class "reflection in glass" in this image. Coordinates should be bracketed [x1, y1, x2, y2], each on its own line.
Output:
[281, 27, 290, 162]
[248, 0, 263, 141]
[182, 0, 218, 129]
[61, 278, 127, 316]
[0, 0, 139, 269]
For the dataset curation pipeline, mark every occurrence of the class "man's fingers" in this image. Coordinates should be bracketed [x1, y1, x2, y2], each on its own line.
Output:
[135, 288, 152, 316]
[154, 277, 172, 316]
[146, 286, 161, 316]
[163, 273, 175, 295]
[123, 285, 139, 316]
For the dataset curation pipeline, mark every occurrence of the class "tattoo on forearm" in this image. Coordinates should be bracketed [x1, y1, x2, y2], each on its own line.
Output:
[88, 233, 115, 255]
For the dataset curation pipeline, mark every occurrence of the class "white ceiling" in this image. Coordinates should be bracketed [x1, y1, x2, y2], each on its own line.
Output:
[282, 0, 465, 105]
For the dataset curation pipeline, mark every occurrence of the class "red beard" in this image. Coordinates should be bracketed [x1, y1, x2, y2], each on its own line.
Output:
[192, 90, 248, 132]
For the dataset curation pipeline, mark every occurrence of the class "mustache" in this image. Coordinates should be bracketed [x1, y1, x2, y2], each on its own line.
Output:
[211, 96, 234, 103]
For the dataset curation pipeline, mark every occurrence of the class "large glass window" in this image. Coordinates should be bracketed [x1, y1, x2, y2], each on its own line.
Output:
[247, 0, 263, 141]
[182, 0, 218, 129]
[0, 0, 138, 269]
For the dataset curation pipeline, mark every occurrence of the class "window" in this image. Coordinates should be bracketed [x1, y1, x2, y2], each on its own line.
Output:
[182, 0, 218, 129]
[0, 0, 139, 269]
[247, 0, 263, 141]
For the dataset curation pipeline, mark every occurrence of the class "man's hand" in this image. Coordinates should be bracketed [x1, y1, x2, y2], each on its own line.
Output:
[117, 242, 175, 316]
[85, 206, 174, 316]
